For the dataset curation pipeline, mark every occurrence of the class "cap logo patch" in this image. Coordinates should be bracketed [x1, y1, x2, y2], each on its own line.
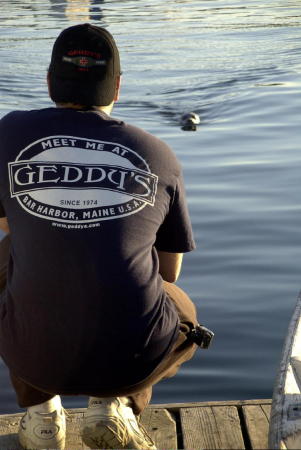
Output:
[67, 50, 101, 58]
[62, 55, 106, 68]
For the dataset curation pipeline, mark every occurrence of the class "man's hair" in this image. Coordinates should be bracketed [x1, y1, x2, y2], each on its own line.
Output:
[48, 23, 121, 106]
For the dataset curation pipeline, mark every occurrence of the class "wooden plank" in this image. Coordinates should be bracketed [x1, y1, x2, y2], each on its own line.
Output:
[0, 413, 22, 449]
[242, 404, 270, 449]
[141, 408, 177, 450]
[152, 398, 272, 410]
[0, 401, 272, 450]
[181, 405, 245, 449]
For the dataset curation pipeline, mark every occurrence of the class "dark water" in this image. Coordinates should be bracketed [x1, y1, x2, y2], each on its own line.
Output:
[0, 0, 301, 414]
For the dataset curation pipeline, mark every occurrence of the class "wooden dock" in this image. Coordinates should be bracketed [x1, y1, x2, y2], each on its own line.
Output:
[0, 398, 272, 449]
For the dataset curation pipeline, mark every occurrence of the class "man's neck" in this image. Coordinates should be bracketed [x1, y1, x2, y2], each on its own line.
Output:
[56, 102, 114, 115]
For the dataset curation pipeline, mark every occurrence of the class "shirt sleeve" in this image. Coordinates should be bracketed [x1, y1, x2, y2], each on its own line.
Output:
[155, 173, 196, 253]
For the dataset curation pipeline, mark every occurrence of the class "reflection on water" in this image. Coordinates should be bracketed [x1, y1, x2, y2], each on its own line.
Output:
[65, 0, 95, 22]
[49, 0, 104, 22]
[0, 0, 301, 414]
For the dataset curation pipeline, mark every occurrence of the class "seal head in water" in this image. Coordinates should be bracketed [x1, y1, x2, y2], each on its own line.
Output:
[181, 112, 200, 131]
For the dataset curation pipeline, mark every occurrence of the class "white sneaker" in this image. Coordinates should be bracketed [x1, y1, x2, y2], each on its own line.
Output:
[19, 407, 66, 449]
[80, 397, 157, 449]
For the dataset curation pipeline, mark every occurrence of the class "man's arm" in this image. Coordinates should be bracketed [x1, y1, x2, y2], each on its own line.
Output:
[0, 217, 10, 234]
[157, 251, 183, 283]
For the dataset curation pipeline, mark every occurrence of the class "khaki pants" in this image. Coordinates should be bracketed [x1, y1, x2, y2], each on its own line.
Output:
[0, 235, 199, 415]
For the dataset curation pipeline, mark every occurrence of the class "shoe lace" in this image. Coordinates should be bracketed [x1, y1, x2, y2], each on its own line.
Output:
[136, 415, 156, 447]
[62, 407, 70, 419]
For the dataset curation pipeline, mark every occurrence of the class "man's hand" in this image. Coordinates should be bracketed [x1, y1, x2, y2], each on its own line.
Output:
[0, 218, 10, 234]
[157, 251, 183, 283]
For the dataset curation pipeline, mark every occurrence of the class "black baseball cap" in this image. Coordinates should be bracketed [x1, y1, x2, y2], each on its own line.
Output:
[48, 23, 121, 106]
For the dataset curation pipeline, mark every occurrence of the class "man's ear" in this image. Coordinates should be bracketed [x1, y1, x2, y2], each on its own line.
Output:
[46, 72, 51, 98]
[114, 76, 121, 102]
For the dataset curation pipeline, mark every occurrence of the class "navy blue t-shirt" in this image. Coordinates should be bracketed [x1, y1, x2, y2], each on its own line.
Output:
[0, 108, 195, 393]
